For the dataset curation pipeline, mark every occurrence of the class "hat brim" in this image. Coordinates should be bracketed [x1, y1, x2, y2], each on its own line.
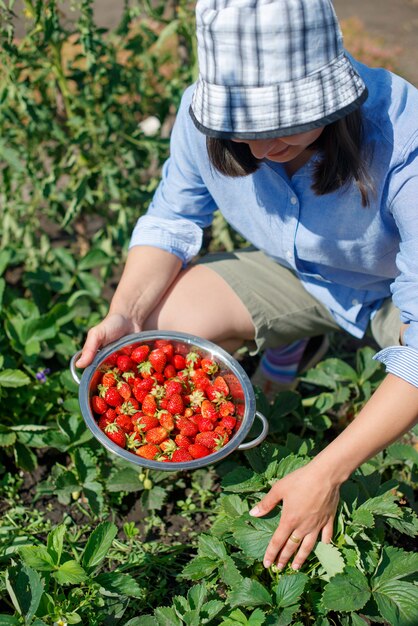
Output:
[190, 53, 368, 140]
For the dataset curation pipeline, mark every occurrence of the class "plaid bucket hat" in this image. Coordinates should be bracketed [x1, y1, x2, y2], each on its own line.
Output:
[189, 0, 368, 139]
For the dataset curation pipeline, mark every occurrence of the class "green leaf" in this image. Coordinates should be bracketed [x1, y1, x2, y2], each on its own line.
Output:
[322, 567, 371, 613]
[154, 606, 183, 626]
[106, 467, 144, 492]
[141, 485, 167, 510]
[314, 542, 345, 580]
[386, 443, 418, 465]
[372, 547, 418, 586]
[198, 535, 227, 560]
[219, 556, 244, 588]
[0, 369, 30, 388]
[275, 572, 308, 608]
[95, 572, 144, 598]
[74, 448, 97, 483]
[229, 578, 272, 608]
[222, 467, 266, 493]
[0, 425, 16, 447]
[5, 563, 44, 622]
[81, 522, 118, 574]
[13, 442, 37, 472]
[78, 248, 111, 270]
[0, 615, 20, 625]
[233, 514, 281, 559]
[47, 524, 66, 565]
[53, 560, 87, 585]
[373, 581, 418, 626]
[351, 508, 375, 528]
[220, 608, 266, 625]
[19, 546, 55, 571]
[181, 557, 218, 581]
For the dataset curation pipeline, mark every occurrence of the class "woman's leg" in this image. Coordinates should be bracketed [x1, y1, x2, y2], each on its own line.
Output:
[143, 264, 256, 353]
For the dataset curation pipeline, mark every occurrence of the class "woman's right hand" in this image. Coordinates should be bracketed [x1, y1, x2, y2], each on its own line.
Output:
[75, 313, 141, 368]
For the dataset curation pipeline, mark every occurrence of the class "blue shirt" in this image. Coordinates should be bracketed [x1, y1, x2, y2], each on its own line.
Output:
[130, 58, 418, 388]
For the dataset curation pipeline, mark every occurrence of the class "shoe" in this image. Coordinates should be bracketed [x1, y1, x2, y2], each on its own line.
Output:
[251, 335, 329, 400]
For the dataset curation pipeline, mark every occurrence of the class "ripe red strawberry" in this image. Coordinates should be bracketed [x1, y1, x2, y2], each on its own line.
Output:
[145, 426, 169, 445]
[164, 378, 183, 397]
[138, 361, 153, 378]
[219, 400, 235, 417]
[135, 414, 159, 432]
[131, 345, 150, 363]
[116, 413, 134, 433]
[195, 431, 222, 450]
[223, 372, 245, 401]
[148, 348, 167, 373]
[159, 397, 169, 410]
[91, 395, 108, 414]
[167, 393, 184, 415]
[133, 378, 154, 402]
[126, 431, 141, 450]
[176, 417, 198, 438]
[154, 340, 174, 360]
[190, 370, 210, 391]
[158, 410, 175, 431]
[172, 354, 186, 370]
[172, 449, 193, 462]
[104, 423, 126, 448]
[205, 384, 224, 404]
[201, 399, 218, 421]
[213, 375, 230, 396]
[104, 387, 123, 407]
[163, 364, 177, 380]
[117, 381, 132, 400]
[98, 412, 115, 430]
[136, 443, 159, 460]
[103, 353, 119, 367]
[142, 393, 157, 416]
[188, 443, 211, 459]
[117, 355, 135, 373]
[197, 416, 215, 432]
[153, 372, 165, 384]
[201, 358, 219, 375]
[102, 371, 117, 387]
[185, 351, 201, 369]
[214, 426, 230, 444]
[120, 399, 140, 416]
[160, 438, 177, 454]
[220, 415, 237, 432]
[175, 434, 192, 449]
[187, 389, 206, 408]
[184, 407, 194, 418]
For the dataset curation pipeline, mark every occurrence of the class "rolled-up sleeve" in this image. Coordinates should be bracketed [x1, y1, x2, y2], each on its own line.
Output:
[374, 135, 418, 386]
[129, 85, 217, 264]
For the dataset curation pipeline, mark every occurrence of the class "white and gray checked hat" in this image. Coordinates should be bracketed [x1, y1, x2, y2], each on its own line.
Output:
[189, 0, 368, 139]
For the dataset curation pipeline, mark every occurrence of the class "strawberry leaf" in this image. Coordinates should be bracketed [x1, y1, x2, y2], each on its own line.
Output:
[322, 567, 371, 612]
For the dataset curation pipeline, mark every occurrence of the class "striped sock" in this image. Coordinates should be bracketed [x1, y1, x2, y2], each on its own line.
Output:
[259, 339, 309, 384]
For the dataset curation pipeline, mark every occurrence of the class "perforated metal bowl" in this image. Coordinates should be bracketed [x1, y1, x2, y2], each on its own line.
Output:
[70, 330, 268, 471]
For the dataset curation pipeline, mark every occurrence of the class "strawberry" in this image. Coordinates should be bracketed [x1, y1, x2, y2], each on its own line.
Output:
[163, 363, 177, 380]
[195, 431, 224, 450]
[135, 414, 159, 432]
[120, 399, 140, 416]
[150, 383, 165, 400]
[116, 413, 134, 433]
[205, 384, 224, 404]
[188, 443, 211, 459]
[103, 353, 119, 367]
[154, 340, 174, 361]
[117, 355, 135, 373]
[126, 431, 142, 450]
[219, 400, 235, 417]
[184, 407, 194, 418]
[197, 416, 215, 432]
[138, 361, 153, 378]
[172, 449, 193, 462]
[223, 372, 245, 401]
[117, 381, 132, 400]
[175, 434, 192, 449]
[104, 387, 123, 408]
[185, 350, 201, 369]
[167, 393, 184, 415]
[190, 369, 210, 391]
[104, 423, 126, 448]
[98, 412, 115, 430]
[148, 348, 167, 373]
[159, 397, 169, 410]
[172, 354, 186, 370]
[164, 378, 183, 397]
[131, 344, 150, 363]
[201, 358, 219, 375]
[201, 399, 218, 421]
[142, 393, 157, 416]
[220, 415, 237, 432]
[133, 378, 154, 402]
[213, 375, 230, 396]
[160, 438, 177, 454]
[91, 395, 108, 414]
[136, 443, 159, 460]
[145, 426, 169, 445]
[158, 410, 175, 431]
[154, 372, 165, 384]
[176, 417, 198, 438]
[187, 389, 206, 408]
[102, 371, 117, 387]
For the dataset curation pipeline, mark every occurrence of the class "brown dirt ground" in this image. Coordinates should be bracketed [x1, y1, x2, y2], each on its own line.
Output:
[12, 0, 418, 86]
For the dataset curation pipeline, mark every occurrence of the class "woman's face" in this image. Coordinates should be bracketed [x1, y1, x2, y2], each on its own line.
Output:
[232, 127, 324, 163]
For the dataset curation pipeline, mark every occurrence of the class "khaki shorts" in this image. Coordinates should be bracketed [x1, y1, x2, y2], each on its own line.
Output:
[197, 247, 402, 354]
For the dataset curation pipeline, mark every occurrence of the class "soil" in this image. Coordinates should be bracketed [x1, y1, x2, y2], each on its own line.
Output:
[12, 0, 418, 87]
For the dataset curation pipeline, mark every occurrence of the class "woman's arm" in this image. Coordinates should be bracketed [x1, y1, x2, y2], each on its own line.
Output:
[75, 245, 182, 368]
[251, 373, 418, 569]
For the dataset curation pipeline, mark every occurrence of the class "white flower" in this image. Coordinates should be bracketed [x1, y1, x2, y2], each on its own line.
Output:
[53, 619, 67, 626]
[138, 116, 161, 136]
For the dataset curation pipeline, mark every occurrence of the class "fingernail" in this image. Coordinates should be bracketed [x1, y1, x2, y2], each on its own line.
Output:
[277, 563, 284, 570]
[263, 559, 272, 568]
[249, 506, 259, 516]
[292, 563, 300, 570]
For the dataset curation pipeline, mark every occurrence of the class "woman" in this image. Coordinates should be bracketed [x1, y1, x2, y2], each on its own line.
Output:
[76, 0, 418, 571]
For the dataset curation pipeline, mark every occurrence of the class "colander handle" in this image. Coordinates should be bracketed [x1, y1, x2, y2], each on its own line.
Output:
[70, 350, 83, 385]
[237, 411, 269, 450]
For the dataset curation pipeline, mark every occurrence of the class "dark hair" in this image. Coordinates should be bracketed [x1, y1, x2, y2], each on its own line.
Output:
[206, 109, 373, 207]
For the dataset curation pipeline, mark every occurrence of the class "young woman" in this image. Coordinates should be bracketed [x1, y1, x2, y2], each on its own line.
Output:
[76, 0, 418, 571]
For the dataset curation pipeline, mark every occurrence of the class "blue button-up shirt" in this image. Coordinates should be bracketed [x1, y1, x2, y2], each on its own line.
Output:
[130, 58, 418, 388]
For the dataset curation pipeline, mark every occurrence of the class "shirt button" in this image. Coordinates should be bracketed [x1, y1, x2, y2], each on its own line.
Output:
[352, 298, 359, 306]
[290, 196, 298, 205]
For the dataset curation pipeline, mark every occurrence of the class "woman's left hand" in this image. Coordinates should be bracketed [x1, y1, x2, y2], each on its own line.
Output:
[249, 461, 340, 570]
